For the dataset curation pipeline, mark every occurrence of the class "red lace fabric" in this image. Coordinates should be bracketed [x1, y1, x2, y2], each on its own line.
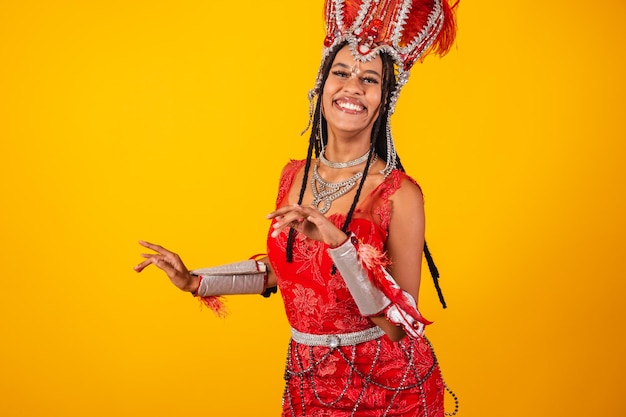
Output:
[267, 160, 444, 417]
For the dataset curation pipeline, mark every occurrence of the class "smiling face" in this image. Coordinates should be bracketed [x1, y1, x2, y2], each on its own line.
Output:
[322, 46, 383, 138]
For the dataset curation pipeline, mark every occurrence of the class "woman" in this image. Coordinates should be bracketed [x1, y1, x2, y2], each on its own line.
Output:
[135, 1, 458, 415]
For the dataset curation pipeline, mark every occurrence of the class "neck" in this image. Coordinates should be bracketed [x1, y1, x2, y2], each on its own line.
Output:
[323, 128, 372, 162]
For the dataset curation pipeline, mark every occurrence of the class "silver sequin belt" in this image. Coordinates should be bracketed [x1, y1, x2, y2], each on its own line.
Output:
[290, 326, 385, 348]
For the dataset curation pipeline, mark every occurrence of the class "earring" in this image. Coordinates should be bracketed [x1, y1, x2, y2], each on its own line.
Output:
[318, 103, 326, 157]
[301, 89, 317, 136]
[381, 115, 397, 177]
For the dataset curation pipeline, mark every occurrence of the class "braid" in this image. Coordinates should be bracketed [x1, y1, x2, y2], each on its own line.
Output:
[286, 43, 346, 263]
[395, 155, 404, 172]
[286, 101, 320, 263]
[330, 86, 387, 274]
[341, 126, 379, 235]
[341, 52, 395, 235]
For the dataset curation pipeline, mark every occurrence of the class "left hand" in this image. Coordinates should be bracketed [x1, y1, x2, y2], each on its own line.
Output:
[133, 241, 199, 293]
[266, 204, 347, 248]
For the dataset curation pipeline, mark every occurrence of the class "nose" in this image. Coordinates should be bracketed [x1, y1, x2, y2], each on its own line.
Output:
[342, 73, 364, 94]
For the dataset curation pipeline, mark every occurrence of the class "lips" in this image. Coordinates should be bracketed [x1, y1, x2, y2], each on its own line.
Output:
[334, 97, 365, 114]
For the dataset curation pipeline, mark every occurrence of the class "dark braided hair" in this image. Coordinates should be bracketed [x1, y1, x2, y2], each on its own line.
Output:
[285, 104, 320, 262]
[284, 44, 447, 308]
[286, 43, 398, 262]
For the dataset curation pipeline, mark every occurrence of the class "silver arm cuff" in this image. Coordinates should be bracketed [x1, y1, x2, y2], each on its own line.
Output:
[191, 260, 266, 296]
[327, 237, 391, 316]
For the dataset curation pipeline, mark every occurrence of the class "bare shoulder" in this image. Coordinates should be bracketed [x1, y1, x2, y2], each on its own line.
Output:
[284, 159, 308, 204]
[275, 159, 307, 207]
[280, 159, 306, 176]
[388, 173, 424, 211]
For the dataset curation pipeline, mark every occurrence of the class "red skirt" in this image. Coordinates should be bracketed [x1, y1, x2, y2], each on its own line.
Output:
[281, 335, 445, 417]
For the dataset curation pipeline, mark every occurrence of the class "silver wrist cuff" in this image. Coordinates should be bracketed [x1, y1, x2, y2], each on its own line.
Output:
[327, 236, 391, 316]
[191, 260, 266, 296]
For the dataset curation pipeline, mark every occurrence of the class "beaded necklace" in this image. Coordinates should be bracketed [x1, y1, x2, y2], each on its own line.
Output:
[310, 153, 377, 214]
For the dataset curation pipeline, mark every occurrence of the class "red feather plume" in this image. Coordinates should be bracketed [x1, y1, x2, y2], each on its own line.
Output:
[357, 242, 432, 326]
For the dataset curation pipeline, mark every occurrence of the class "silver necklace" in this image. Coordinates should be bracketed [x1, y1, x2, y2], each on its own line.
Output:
[311, 154, 377, 214]
[319, 149, 370, 169]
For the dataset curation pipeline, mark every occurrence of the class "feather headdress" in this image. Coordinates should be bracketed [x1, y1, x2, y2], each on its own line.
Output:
[307, 0, 458, 175]
[316, 0, 456, 103]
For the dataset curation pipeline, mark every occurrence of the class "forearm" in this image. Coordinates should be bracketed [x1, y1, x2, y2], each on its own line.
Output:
[327, 234, 429, 339]
[369, 315, 406, 341]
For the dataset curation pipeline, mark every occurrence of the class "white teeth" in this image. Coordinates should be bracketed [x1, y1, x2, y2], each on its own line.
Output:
[337, 101, 364, 111]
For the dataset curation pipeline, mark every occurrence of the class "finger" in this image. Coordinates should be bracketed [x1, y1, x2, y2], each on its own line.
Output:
[306, 214, 325, 226]
[271, 211, 306, 233]
[266, 207, 291, 219]
[270, 219, 302, 238]
[134, 258, 153, 272]
[270, 223, 287, 238]
[304, 206, 331, 225]
[298, 205, 321, 218]
[140, 253, 169, 259]
[138, 240, 174, 256]
[266, 204, 302, 219]
[137, 254, 179, 276]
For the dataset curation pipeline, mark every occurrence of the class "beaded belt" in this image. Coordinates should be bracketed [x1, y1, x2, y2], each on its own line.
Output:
[290, 326, 385, 348]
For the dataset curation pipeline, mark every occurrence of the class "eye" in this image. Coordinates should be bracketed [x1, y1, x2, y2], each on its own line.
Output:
[332, 70, 350, 78]
[361, 76, 379, 85]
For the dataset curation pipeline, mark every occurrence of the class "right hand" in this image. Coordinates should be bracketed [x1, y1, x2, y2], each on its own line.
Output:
[267, 204, 348, 248]
[134, 240, 200, 293]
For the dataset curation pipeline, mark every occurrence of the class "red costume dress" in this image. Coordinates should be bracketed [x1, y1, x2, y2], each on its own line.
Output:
[267, 160, 445, 417]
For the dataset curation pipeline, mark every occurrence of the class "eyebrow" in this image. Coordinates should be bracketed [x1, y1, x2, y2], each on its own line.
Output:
[332, 62, 382, 78]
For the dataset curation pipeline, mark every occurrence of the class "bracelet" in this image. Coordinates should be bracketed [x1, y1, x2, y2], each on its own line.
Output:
[190, 274, 202, 297]
[250, 253, 277, 298]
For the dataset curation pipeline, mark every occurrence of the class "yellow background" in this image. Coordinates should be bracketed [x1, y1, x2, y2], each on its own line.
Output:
[1, 1, 625, 416]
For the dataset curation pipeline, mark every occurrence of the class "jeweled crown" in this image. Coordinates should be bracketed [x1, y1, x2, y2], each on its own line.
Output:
[313, 0, 457, 113]
[306, 0, 458, 177]
[324, 0, 456, 72]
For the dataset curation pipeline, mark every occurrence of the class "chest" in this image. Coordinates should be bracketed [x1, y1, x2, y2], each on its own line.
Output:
[285, 164, 384, 217]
